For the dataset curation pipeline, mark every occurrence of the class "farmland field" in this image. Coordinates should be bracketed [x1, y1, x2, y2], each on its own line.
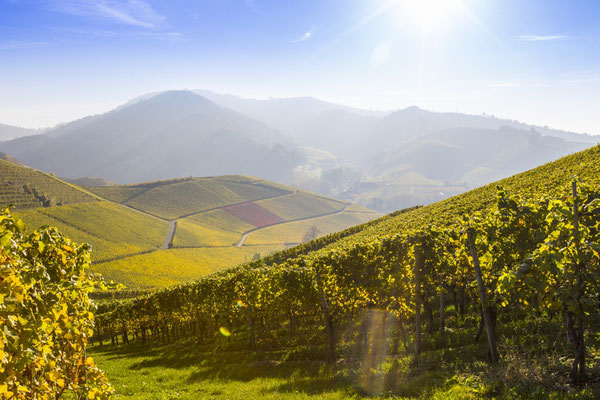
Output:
[183, 209, 254, 234]
[93, 244, 284, 288]
[172, 218, 241, 247]
[222, 202, 284, 227]
[16, 201, 168, 261]
[124, 178, 291, 219]
[256, 192, 345, 220]
[244, 210, 379, 245]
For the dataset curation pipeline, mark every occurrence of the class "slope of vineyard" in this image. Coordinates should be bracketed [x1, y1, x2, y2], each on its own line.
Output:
[0, 158, 96, 210]
[244, 210, 379, 245]
[255, 192, 345, 220]
[0, 169, 377, 289]
[93, 145, 600, 399]
[86, 176, 293, 220]
[15, 201, 169, 261]
[93, 245, 284, 288]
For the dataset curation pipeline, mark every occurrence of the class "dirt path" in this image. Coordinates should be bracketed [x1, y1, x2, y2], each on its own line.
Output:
[162, 221, 177, 249]
[234, 233, 249, 247]
[234, 203, 350, 247]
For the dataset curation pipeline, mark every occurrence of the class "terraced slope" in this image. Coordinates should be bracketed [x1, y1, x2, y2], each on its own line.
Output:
[0, 159, 96, 210]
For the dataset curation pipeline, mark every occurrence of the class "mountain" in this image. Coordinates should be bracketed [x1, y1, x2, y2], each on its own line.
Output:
[3, 90, 597, 213]
[0, 158, 380, 288]
[0, 123, 43, 141]
[186, 91, 598, 211]
[0, 91, 305, 184]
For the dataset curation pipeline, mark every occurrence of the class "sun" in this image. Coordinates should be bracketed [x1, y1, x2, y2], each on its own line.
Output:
[396, 0, 463, 33]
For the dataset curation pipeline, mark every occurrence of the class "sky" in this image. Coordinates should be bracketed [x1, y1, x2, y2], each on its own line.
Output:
[1, 0, 600, 135]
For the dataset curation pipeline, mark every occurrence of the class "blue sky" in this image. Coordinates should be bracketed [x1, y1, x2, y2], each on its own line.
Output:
[1, 0, 600, 134]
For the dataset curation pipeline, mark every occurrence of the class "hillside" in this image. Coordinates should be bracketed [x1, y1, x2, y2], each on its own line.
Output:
[85, 176, 380, 287]
[92, 145, 600, 399]
[0, 163, 380, 288]
[0, 158, 96, 209]
[0, 91, 305, 183]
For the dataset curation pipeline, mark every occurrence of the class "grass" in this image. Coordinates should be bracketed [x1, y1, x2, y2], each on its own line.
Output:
[16, 201, 168, 261]
[93, 245, 284, 288]
[256, 193, 346, 221]
[244, 211, 380, 245]
[90, 319, 600, 400]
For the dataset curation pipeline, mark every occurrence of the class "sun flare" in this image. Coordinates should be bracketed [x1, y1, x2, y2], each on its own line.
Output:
[396, 0, 463, 32]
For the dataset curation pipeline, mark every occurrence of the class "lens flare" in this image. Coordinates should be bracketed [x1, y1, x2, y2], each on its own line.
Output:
[219, 327, 231, 337]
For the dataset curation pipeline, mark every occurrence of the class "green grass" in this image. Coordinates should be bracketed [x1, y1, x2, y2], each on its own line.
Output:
[0, 158, 96, 210]
[91, 331, 600, 400]
[256, 192, 346, 221]
[16, 201, 168, 261]
[245, 211, 380, 245]
[93, 245, 284, 288]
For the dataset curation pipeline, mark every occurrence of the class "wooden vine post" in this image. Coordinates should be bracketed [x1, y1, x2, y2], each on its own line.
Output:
[413, 241, 423, 359]
[466, 227, 499, 363]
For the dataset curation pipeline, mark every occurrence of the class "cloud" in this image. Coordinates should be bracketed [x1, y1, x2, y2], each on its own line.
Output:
[516, 34, 567, 41]
[54, 0, 165, 28]
[0, 40, 52, 50]
[290, 29, 314, 43]
[491, 82, 520, 88]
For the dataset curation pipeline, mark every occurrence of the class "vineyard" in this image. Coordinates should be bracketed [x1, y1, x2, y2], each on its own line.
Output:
[91, 145, 600, 398]
[0, 166, 380, 290]
[106, 177, 293, 220]
[0, 159, 96, 210]
[244, 211, 379, 245]
[92, 245, 284, 288]
[255, 192, 346, 220]
[15, 201, 168, 261]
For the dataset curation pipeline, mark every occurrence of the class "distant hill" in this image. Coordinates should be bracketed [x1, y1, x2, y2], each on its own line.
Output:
[187, 91, 599, 211]
[0, 123, 43, 141]
[3, 90, 597, 213]
[0, 160, 380, 288]
[0, 91, 305, 184]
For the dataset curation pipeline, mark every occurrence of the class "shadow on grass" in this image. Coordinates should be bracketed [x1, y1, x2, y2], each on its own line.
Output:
[89, 339, 456, 398]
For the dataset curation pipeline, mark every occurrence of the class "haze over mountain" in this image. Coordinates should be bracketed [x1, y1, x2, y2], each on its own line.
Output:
[0, 123, 43, 142]
[0, 89, 597, 212]
[192, 91, 597, 211]
[0, 91, 305, 184]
